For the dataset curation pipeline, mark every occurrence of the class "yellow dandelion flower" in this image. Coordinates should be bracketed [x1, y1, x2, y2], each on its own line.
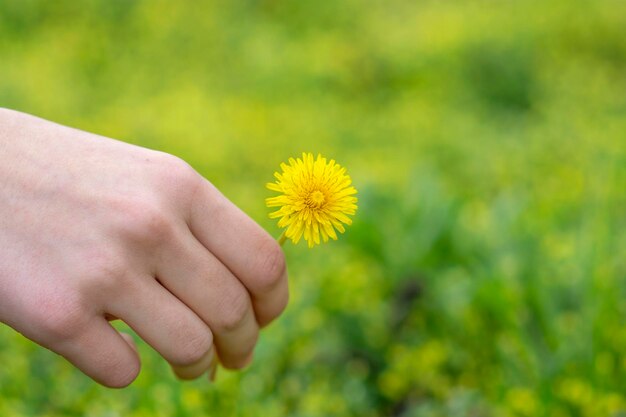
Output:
[266, 152, 358, 248]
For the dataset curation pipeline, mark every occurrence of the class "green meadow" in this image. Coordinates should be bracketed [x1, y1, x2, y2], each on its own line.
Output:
[1, 1, 626, 416]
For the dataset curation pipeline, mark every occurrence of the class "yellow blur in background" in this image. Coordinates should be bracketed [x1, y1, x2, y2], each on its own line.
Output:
[1, 1, 626, 416]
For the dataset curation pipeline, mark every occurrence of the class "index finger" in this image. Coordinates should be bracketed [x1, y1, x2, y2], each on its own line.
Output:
[187, 179, 289, 327]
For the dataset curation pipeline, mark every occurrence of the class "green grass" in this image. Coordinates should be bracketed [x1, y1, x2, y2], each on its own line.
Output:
[1, 0, 626, 415]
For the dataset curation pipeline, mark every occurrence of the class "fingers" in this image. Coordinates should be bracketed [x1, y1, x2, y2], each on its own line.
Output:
[55, 317, 141, 388]
[106, 276, 214, 371]
[172, 345, 215, 380]
[188, 180, 289, 327]
[156, 229, 259, 369]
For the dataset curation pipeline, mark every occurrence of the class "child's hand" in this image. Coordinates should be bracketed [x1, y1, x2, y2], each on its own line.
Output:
[0, 108, 288, 387]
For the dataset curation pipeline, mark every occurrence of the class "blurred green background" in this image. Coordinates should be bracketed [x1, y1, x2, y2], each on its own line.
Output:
[1, 0, 626, 416]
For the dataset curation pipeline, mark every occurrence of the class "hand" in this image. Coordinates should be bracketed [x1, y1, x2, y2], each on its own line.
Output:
[0, 108, 288, 387]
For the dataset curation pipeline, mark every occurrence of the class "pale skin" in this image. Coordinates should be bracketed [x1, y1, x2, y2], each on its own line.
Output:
[0, 108, 289, 387]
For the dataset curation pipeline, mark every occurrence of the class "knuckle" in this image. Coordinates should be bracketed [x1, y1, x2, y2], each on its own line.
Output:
[36, 293, 87, 341]
[214, 290, 251, 333]
[172, 327, 213, 366]
[115, 198, 174, 245]
[150, 152, 201, 194]
[71, 245, 140, 302]
[80, 247, 130, 290]
[253, 237, 287, 294]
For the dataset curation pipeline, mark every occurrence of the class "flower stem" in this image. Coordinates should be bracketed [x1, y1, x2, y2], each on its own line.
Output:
[278, 231, 287, 246]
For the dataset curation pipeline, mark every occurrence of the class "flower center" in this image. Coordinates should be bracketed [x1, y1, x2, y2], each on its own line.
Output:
[308, 190, 326, 208]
